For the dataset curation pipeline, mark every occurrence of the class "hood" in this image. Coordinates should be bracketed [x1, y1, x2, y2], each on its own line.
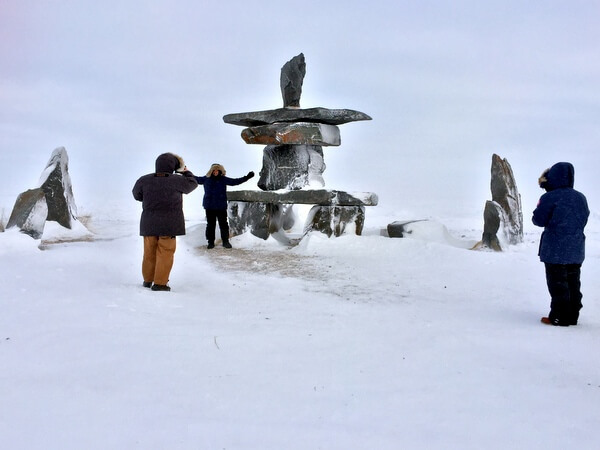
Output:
[155, 153, 185, 174]
[543, 162, 575, 191]
[206, 163, 226, 177]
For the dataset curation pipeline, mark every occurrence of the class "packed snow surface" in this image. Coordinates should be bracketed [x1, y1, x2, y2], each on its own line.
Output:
[1, 206, 599, 450]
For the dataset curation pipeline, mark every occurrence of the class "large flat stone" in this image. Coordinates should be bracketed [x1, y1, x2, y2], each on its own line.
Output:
[223, 107, 372, 127]
[227, 189, 378, 206]
[241, 122, 341, 146]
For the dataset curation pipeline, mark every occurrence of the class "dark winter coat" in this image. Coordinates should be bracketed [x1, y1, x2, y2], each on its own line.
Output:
[132, 153, 198, 236]
[195, 165, 252, 210]
[532, 162, 589, 264]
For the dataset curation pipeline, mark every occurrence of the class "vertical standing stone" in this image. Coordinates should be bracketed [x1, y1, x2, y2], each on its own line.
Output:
[481, 154, 523, 250]
[280, 53, 306, 108]
[40, 147, 78, 229]
[481, 200, 503, 251]
[7, 146, 80, 239]
[490, 153, 522, 244]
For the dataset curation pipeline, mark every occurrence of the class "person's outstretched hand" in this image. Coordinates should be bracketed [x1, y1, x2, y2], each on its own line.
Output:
[247, 171, 255, 178]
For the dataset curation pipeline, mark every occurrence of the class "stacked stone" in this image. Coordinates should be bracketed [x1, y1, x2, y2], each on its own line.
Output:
[222, 54, 377, 240]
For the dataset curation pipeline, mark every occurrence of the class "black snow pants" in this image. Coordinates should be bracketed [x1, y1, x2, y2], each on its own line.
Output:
[544, 263, 583, 325]
[205, 209, 229, 244]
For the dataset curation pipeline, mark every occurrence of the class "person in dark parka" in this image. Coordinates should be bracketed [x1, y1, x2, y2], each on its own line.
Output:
[532, 162, 589, 326]
[195, 163, 254, 249]
[132, 153, 198, 291]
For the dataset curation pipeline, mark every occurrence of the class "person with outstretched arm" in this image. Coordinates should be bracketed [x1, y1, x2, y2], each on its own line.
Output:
[195, 163, 254, 249]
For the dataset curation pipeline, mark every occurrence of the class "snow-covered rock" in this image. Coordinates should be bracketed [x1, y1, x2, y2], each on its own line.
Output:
[39, 146, 78, 229]
[6, 188, 48, 239]
[481, 154, 523, 250]
[7, 147, 84, 240]
[258, 144, 326, 191]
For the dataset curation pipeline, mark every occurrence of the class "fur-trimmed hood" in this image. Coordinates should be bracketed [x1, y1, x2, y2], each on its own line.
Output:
[206, 163, 226, 177]
[539, 162, 575, 191]
[155, 153, 186, 174]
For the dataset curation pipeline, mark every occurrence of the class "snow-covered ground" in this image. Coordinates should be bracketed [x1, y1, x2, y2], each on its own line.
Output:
[1, 203, 599, 450]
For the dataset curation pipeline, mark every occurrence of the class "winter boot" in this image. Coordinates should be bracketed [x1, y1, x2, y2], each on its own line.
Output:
[151, 284, 171, 292]
[207, 241, 215, 249]
[223, 240, 232, 249]
[541, 317, 569, 327]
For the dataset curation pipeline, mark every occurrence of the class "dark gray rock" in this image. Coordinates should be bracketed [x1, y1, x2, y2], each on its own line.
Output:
[6, 188, 48, 239]
[258, 144, 325, 191]
[223, 107, 372, 127]
[387, 220, 428, 238]
[305, 206, 365, 237]
[228, 202, 296, 240]
[481, 154, 523, 250]
[228, 200, 369, 240]
[40, 147, 78, 229]
[7, 146, 79, 239]
[481, 201, 503, 251]
[241, 122, 341, 146]
[280, 53, 306, 108]
[228, 202, 278, 240]
[227, 189, 379, 206]
[490, 153, 523, 244]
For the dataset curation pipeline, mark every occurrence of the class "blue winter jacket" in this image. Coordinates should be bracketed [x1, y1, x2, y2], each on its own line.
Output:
[532, 162, 589, 264]
[195, 173, 252, 210]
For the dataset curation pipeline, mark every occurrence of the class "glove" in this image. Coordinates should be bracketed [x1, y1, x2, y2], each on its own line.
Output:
[247, 171, 255, 179]
[181, 169, 195, 177]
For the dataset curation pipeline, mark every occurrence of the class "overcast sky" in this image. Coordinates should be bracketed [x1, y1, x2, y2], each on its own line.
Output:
[1, 0, 598, 220]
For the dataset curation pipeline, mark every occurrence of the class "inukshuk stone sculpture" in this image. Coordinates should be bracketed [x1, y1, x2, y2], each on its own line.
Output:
[480, 153, 523, 250]
[222, 53, 377, 241]
[7, 146, 79, 239]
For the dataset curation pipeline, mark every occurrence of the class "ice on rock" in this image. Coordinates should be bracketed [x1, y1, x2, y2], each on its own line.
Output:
[7, 146, 86, 240]
[39, 147, 78, 228]
[223, 54, 375, 242]
[6, 189, 48, 239]
[481, 154, 523, 250]
[258, 145, 325, 191]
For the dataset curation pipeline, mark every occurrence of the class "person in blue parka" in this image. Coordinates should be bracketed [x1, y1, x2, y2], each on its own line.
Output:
[195, 163, 254, 249]
[532, 162, 589, 326]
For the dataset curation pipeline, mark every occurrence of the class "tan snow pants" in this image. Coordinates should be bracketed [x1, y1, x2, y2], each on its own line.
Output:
[142, 236, 176, 286]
